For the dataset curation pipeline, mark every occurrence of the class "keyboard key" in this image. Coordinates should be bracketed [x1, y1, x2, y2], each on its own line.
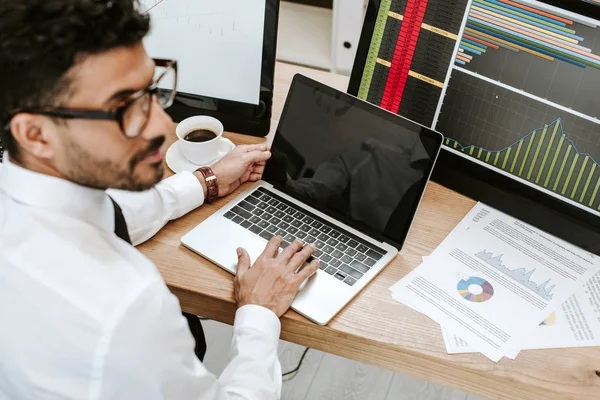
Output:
[350, 260, 369, 273]
[291, 220, 302, 228]
[257, 202, 268, 210]
[268, 199, 279, 206]
[266, 225, 278, 233]
[327, 238, 338, 246]
[280, 240, 291, 249]
[239, 201, 255, 212]
[266, 206, 277, 214]
[318, 233, 329, 241]
[249, 225, 262, 235]
[330, 230, 341, 239]
[332, 250, 343, 259]
[252, 209, 264, 216]
[296, 231, 307, 239]
[323, 245, 334, 254]
[330, 259, 341, 268]
[249, 216, 261, 224]
[276, 229, 287, 237]
[294, 211, 305, 220]
[356, 253, 367, 262]
[344, 277, 357, 286]
[341, 255, 353, 264]
[285, 208, 296, 215]
[270, 218, 281, 225]
[233, 215, 244, 224]
[366, 249, 384, 261]
[334, 272, 347, 281]
[303, 216, 314, 224]
[260, 231, 274, 241]
[321, 254, 332, 262]
[288, 227, 299, 235]
[357, 244, 369, 253]
[309, 229, 321, 236]
[275, 210, 285, 218]
[340, 264, 363, 279]
[338, 235, 350, 243]
[314, 249, 323, 258]
[246, 196, 260, 205]
[325, 266, 337, 275]
[284, 234, 296, 243]
[241, 220, 252, 229]
[319, 262, 327, 270]
[365, 258, 376, 267]
[345, 248, 358, 257]
[262, 214, 273, 222]
[258, 220, 270, 229]
[232, 206, 252, 220]
[250, 191, 263, 199]
[299, 224, 311, 232]
[319, 226, 332, 234]
[336, 243, 348, 252]
[310, 220, 323, 229]
[280, 222, 290, 230]
[282, 215, 294, 223]
[276, 203, 287, 211]
[305, 235, 316, 243]
[347, 239, 359, 248]
[224, 211, 235, 219]
[315, 241, 325, 249]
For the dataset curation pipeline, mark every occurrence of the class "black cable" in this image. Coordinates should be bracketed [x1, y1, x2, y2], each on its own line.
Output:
[282, 347, 310, 377]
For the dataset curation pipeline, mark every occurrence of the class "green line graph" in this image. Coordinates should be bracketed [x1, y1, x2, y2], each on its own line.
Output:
[446, 118, 600, 211]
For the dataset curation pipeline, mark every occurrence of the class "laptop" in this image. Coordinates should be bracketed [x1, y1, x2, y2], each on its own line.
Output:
[181, 74, 443, 325]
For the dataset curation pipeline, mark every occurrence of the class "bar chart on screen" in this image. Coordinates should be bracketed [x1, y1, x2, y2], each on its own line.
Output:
[140, 0, 266, 104]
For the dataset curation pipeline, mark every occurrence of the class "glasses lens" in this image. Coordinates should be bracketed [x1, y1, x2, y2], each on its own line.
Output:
[122, 93, 152, 138]
[154, 64, 177, 108]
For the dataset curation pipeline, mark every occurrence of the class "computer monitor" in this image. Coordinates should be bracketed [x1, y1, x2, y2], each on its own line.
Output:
[349, 0, 600, 254]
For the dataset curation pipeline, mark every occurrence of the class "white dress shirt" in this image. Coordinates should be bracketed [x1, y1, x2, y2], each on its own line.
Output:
[0, 156, 282, 400]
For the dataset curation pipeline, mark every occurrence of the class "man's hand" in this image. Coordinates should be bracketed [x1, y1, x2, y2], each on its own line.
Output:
[234, 237, 320, 317]
[210, 144, 271, 197]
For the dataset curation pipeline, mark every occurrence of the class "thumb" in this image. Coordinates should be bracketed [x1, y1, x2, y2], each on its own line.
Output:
[246, 149, 271, 165]
[236, 248, 251, 276]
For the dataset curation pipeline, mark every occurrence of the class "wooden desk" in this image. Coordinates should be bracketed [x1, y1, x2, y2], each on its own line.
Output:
[138, 62, 600, 400]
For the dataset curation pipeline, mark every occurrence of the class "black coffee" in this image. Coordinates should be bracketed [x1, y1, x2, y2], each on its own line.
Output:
[184, 129, 217, 142]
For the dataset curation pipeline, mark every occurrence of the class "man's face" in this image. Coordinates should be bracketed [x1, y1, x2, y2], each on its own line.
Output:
[47, 43, 173, 191]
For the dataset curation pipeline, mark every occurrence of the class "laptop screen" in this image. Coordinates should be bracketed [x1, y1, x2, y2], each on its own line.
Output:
[263, 74, 443, 249]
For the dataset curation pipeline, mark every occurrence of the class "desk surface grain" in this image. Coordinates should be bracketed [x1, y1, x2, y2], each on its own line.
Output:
[138, 62, 600, 400]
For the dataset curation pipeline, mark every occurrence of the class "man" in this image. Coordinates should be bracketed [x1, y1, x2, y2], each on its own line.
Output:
[0, 1, 319, 399]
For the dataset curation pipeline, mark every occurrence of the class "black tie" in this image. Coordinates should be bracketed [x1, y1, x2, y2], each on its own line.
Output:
[108, 196, 207, 361]
[110, 197, 132, 244]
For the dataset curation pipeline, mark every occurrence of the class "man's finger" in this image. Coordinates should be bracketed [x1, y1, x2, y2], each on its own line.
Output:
[277, 239, 304, 263]
[296, 258, 320, 282]
[236, 248, 251, 276]
[239, 143, 270, 153]
[248, 172, 263, 182]
[251, 164, 266, 174]
[245, 149, 271, 165]
[287, 243, 315, 271]
[262, 235, 283, 259]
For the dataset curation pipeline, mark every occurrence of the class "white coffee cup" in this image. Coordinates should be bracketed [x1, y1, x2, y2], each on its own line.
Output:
[176, 116, 225, 165]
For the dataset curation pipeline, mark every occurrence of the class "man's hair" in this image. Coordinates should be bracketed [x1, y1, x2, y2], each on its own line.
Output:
[0, 0, 150, 160]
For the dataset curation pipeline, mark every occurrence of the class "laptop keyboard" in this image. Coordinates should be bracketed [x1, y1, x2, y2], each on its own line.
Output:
[223, 187, 386, 286]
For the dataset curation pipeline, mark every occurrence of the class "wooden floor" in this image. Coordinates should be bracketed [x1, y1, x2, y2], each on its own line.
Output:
[202, 319, 488, 400]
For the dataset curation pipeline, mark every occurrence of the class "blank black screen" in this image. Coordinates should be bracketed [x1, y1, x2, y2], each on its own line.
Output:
[263, 75, 442, 249]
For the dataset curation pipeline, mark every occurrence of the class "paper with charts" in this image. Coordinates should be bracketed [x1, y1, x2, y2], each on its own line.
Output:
[390, 202, 600, 362]
[140, 0, 266, 105]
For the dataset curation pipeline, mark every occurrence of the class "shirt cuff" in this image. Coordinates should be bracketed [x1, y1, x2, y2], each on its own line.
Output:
[161, 171, 205, 218]
[234, 305, 281, 342]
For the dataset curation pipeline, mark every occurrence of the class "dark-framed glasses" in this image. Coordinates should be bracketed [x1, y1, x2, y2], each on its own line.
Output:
[7, 58, 177, 139]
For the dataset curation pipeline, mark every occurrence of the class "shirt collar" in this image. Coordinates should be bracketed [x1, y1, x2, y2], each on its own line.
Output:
[0, 153, 114, 233]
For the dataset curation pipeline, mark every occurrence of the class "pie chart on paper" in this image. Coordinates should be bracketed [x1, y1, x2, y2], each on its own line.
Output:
[457, 277, 494, 303]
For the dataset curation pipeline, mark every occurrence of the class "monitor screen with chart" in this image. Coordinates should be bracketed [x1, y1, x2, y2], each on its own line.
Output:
[349, 0, 600, 219]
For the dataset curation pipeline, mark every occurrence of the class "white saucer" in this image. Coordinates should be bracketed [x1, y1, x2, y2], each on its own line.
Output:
[165, 138, 235, 173]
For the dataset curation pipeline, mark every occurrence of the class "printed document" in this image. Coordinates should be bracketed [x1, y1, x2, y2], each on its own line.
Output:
[390, 203, 599, 362]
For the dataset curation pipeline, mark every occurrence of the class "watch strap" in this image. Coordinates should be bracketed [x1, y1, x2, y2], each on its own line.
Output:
[196, 166, 219, 203]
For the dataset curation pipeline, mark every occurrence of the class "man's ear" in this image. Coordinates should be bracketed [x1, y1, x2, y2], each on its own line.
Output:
[9, 113, 56, 160]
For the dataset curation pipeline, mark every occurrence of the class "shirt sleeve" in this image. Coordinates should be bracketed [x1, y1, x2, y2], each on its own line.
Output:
[94, 279, 282, 400]
[106, 171, 205, 246]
